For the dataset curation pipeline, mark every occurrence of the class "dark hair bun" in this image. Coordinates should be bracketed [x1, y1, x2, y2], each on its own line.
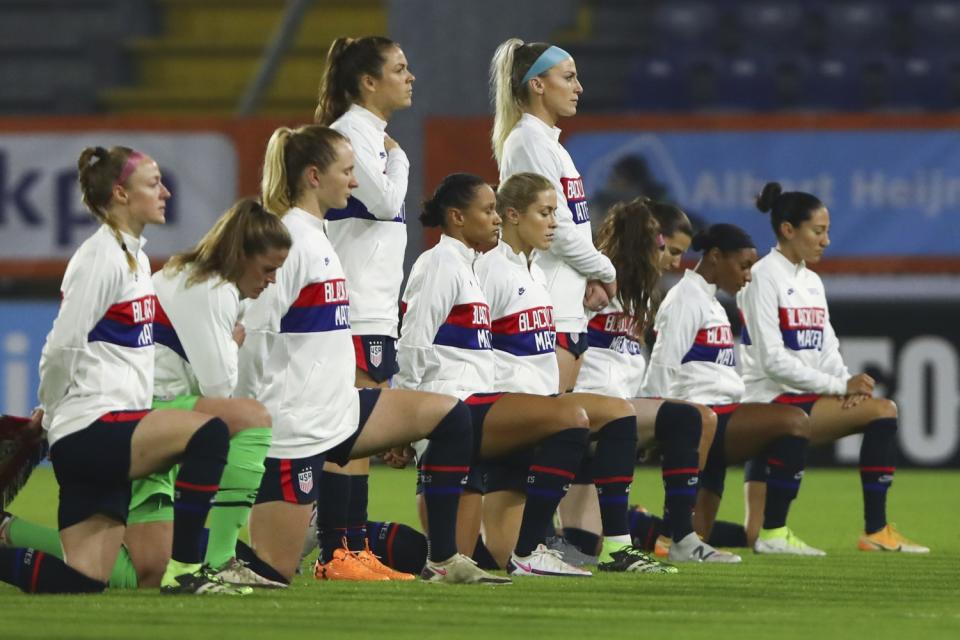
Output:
[756, 181, 782, 214]
[419, 197, 444, 228]
[690, 228, 710, 252]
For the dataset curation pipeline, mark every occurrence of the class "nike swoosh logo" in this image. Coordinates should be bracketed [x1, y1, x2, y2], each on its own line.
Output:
[515, 561, 532, 572]
[433, 567, 448, 576]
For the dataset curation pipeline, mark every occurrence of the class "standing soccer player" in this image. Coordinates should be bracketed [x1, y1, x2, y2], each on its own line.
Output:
[312, 36, 415, 579]
[738, 182, 929, 553]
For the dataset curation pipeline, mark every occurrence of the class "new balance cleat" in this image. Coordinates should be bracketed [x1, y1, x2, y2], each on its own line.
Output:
[214, 557, 287, 588]
[507, 544, 592, 577]
[544, 535, 598, 567]
[597, 545, 679, 574]
[755, 527, 826, 556]
[160, 564, 252, 595]
[357, 541, 416, 581]
[314, 547, 389, 581]
[858, 524, 929, 553]
[669, 532, 742, 563]
[421, 553, 512, 584]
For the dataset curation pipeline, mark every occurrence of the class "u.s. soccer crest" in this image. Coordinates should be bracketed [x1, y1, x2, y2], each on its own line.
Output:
[298, 469, 314, 494]
[369, 342, 383, 368]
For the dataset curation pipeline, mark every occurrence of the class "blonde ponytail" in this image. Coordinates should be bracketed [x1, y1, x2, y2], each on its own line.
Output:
[261, 127, 295, 215]
[490, 38, 525, 165]
[260, 125, 348, 215]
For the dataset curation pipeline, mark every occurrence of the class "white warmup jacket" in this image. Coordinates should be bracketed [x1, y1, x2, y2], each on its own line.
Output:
[395, 235, 493, 400]
[642, 270, 744, 405]
[475, 241, 558, 396]
[327, 104, 408, 337]
[153, 268, 242, 400]
[499, 113, 615, 333]
[575, 298, 647, 399]
[737, 248, 849, 402]
[38, 225, 156, 446]
[236, 208, 358, 459]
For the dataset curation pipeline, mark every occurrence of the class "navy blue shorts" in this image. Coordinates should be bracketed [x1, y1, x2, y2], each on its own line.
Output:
[352, 335, 399, 384]
[50, 410, 148, 530]
[772, 393, 821, 415]
[700, 404, 738, 497]
[556, 332, 589, 359]
[256, 389, 381, 505]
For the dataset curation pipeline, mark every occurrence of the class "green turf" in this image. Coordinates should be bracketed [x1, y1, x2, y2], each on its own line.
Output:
[3, 466, 959, 639]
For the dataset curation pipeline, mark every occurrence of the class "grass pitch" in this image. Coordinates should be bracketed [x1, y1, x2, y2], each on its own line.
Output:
[2, 466, 958, 639]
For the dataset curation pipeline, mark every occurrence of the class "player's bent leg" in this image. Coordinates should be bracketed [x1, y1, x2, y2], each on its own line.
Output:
[249, 501, 314, 582]
[456, 490, 483, 557]
[481, 489, 525, 568]
[123, 520, 172, 588]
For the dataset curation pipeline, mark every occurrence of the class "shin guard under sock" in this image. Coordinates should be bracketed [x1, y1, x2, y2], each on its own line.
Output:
[205, 427, 271, 569]
[514, 427, 589, 557]
[655, 402, 702, 542]
[860, 417, 898, 533]
[591, 416, 637, 537]
[318, 471, 351, 562]
[763, 435, 808, 530]
[419, 401, 473, 561]
[172, 418, 229, 564]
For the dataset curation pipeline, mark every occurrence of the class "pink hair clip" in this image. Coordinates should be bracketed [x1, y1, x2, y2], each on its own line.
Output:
[114, 151, 145, 188]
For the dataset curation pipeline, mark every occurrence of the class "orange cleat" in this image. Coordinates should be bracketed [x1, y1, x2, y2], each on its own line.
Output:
[314, 547, 389, 581]
[858, 524, 929, 553]
[356, 541, 416, 581]
[654, 535, 671, 558]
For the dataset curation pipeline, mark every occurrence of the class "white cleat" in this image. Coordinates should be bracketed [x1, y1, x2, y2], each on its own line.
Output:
[668, 532, 742, 563]
[421, 553, 512, 584]
[754, 527, 826, 556]
[508, 544, 593, 577]
[214, 557, 288, 588]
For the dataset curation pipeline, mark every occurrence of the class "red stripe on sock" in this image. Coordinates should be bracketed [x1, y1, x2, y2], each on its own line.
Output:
[662, 467, 699, 477]
[860, 466, 896, 473]
[386, 523, 399, 569]
[420, 465, 470, 473]
[767, 458, 784, 467]
[529, 464, 575, 479]
[594, 476, 634, 485]
[174, 480, 219, 492]
[280, 459, 296, 503]
[29, 551, 45, 593]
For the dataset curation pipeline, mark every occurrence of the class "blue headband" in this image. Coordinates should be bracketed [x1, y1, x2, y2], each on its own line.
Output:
[521, 45, 572, 84]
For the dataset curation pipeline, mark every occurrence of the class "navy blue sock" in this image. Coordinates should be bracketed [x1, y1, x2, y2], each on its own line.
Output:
[471, 535, 501, 570]
[655, 402, 702, 542]
[318, 471, 351, 561]
[628, 508, 664, 551]
[592, 416, 637, 537]
[563, 527, 601, 556]
[707, 521, 749, 548]
[0, 548, 106, 593]
[235, 540, 290, 585]
[763, 435, 808, 529]
[515, 427, 589, 557]
[366, 521, 428, 574]
[348, 475, 369, 550]
[860, 417, 897, 534]
[419, 401, 473, 562]
[173, 417, 229, 564]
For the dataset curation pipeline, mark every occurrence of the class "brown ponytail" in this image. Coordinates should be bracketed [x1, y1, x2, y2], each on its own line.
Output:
[315, 36, 397, 125]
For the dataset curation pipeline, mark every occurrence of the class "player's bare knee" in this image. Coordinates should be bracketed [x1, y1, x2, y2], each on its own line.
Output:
[229, 399, 272, 432]
[873, 398, 898, 420]
[784, 408, 811, 439]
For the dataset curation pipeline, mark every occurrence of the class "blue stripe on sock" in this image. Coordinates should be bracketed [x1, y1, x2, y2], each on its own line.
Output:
[665, 488, 698, 497]
[862, 483, 891, 492]
[526, 487, 564, 498]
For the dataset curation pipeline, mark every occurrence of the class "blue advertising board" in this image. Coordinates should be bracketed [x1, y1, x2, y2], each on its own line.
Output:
[565, 130, 960, 256]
